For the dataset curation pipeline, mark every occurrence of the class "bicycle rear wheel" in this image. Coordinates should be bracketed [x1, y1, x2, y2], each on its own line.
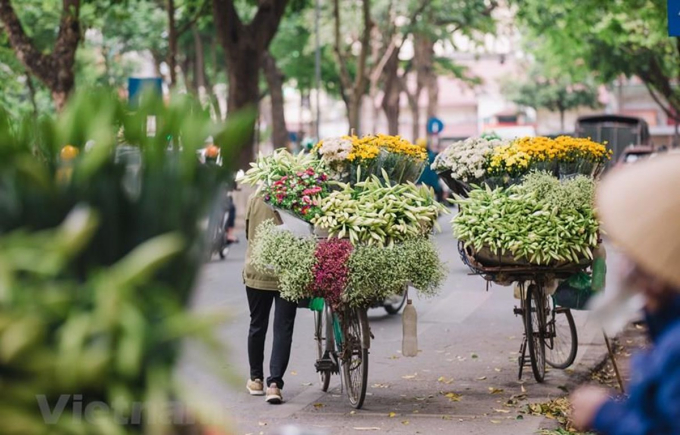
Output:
[545, 298, 578, 369]
[342, 307, 370, 409]
[525, 283, 546, 383]
[314, 306, 332, 392]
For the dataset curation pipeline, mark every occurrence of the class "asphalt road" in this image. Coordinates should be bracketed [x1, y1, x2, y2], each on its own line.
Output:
[178, 217, 620, 435]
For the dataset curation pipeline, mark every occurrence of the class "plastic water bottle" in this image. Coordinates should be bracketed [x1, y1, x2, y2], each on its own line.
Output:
[402, 299, 418, 357]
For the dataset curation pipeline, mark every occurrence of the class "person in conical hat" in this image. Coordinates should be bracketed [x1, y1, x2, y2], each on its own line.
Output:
[570, 155, 680, 433]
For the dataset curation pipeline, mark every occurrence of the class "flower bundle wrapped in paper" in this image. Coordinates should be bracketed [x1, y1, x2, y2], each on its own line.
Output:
[238, 149, 331, 222]
[316, 134, 427, 185]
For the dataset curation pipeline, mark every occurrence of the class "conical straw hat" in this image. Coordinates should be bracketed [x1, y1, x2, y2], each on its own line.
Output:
[597, 155, 680, 289]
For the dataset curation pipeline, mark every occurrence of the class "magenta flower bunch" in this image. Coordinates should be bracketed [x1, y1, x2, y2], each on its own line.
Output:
[262, 168, 329, 221]
[309, 238, 353, 308]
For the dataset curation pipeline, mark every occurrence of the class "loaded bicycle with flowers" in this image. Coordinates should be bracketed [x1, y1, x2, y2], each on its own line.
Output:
[435, 135, 611, 383]
[238, 135, 447, 408]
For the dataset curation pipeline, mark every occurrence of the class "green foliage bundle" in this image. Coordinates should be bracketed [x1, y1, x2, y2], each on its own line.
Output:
[344, 237, 445, 308]
[251, 221, 446, 308]
[521, 172, 595, 212]
[0, 88, 253, 304]
[0, 208, 229, 435]
[453, 174, 599, 265]
[251, 220, 318, 302]
[0, 88, 253, 433]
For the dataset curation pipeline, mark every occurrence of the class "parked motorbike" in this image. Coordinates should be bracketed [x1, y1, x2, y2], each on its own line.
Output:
[206, 186, 236, 260]
[199, 141, 237, 261]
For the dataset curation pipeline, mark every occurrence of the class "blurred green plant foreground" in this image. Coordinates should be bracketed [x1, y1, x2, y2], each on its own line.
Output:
[0, 89, 254, 435]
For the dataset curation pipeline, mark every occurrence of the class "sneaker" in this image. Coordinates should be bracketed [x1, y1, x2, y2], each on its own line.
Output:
[265, 383, 283, 404]
[246, 379, 265, 396]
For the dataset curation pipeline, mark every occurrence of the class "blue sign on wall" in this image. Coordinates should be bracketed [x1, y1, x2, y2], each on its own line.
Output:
[426, 117, 445, 135]
[670, 0, 680, 36]
[128, 77, 163, 108]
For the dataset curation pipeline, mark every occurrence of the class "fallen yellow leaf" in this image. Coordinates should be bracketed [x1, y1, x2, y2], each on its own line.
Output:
[444, 392, 462, 402]
[489, 387, 504, 394]
[313, 403, 325, 409]
[388, 412, 397, 418]
[477, 376, 487, 380]
[401, 420, 410, 425]
[401, 374, 417, 380]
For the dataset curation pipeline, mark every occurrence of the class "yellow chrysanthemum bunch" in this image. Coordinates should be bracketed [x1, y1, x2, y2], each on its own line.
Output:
[509, 136, 611, 163]
[513, 136, 565, 161]
[377, 134, 428, 160]
[347, 134, 427, 161]
[553, 136, 612, 162]
[488, 143, 531, 176]
[345, 135, 381, 162]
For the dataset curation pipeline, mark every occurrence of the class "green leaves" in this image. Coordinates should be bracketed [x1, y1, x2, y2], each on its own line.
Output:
[0, 209, 230, 434]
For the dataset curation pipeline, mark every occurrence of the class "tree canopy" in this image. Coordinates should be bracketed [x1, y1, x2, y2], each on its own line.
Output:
[514, 0, 679, 120]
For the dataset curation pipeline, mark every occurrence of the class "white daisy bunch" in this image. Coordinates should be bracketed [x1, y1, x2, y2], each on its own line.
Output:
[317, 136, 353, 164]
[432, 137, 508, 182]
[316, 136, 353, 180]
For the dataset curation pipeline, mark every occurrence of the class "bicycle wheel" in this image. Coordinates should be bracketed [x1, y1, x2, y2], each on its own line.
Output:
[314, 307, 331, 392]
[384, 290, 407, 315]
[342, 307, 369, 409]
[524, 283, 546, 383]
[545, 298, 578, 369]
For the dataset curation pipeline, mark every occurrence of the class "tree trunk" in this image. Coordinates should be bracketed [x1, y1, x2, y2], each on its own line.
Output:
[347, 95, 363, 134]
[560, 109, 566, 133]
[182, 54, 196, 94]
[262, 51, 288, 149]
[193, 26, 207, 94]
[225, 46, 262, 168]
[0, 0, 81, 111]
[332, 0, 371, 134]
[213, 0, 290, 169]
[381, 48, 400, 135]
[26, 73, 38, 117]
[167, 0, 178, 88]
[426, 73, 439, 121]
[411, 102, 420, 142]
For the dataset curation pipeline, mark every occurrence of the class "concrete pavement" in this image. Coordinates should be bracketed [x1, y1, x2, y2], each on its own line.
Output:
[178, 218, 618, 434]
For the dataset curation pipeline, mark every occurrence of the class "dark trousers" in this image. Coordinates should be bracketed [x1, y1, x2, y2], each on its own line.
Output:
[246, 286, 297, 389]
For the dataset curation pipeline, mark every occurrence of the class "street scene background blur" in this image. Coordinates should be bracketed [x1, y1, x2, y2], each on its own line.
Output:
[0, 0, 676, 434]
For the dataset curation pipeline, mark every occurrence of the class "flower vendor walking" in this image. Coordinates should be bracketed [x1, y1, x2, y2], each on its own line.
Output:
[243, 194, 297, 404]
[569, 155, 680, 434]
[415, 138, 444, 202]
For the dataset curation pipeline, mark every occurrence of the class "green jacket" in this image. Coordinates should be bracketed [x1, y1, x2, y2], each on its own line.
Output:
[243, 194, 282, 291]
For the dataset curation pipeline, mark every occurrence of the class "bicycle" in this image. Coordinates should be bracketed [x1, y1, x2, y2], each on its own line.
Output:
[314, 301, 371, 408]
[459, 242, 582, 383]
[514, 281, 578, 382]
